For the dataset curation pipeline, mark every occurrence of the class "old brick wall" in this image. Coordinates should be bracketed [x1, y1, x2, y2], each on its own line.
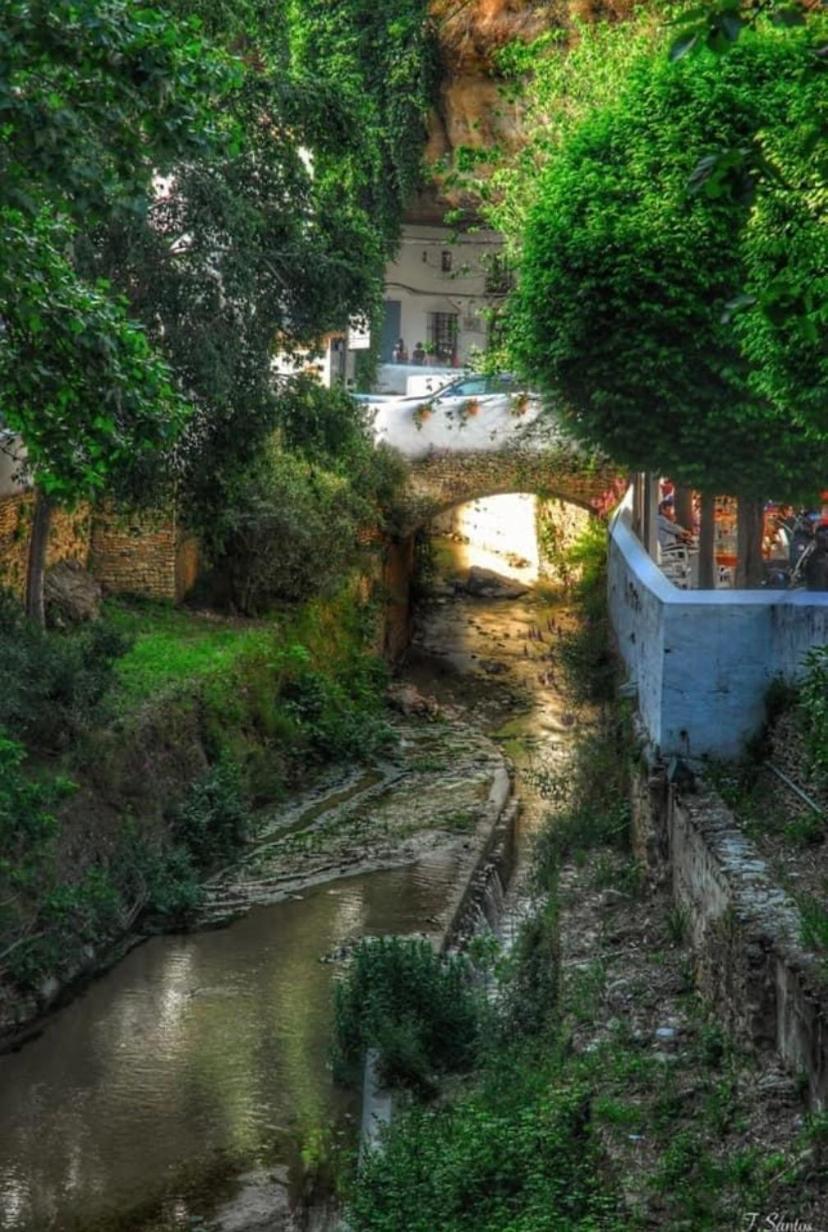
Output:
[90, 508, 183, 602]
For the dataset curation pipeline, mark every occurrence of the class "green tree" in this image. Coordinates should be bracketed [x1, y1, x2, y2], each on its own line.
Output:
[509, 28, 827, 513]
[0, 210, 190, 622]
[0, 0, 238, 620]
[0, 0, 238, 219]
[78, 0, 435, 552]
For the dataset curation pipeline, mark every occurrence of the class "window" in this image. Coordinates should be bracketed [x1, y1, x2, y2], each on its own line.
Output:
[441, 250, 453, 273]
[448, 378, 490, 397]
[426, 312, 458, 360]
[484, 254, 514, 295]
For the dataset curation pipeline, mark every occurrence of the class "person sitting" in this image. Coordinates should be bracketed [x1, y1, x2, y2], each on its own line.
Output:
[391, 338, 409, 364]
[412, 341, 426, 365]
[657, 499, 693, 550]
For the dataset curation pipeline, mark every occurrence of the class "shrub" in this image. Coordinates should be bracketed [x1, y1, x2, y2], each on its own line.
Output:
[278, 651, 393, 764]
[556, 521, 617, 704]
[799, 646, 828, 789]
[499, 899, 560, 1038]
[171, 757, 251, 868]
[346, 1045, 618, 1232]
[211, 446, 375, 614]
[333, 936, 483, 1093]
[273, 376, 405, 510]
[530, 720, 631, 893]
[0, 590, 131, 748]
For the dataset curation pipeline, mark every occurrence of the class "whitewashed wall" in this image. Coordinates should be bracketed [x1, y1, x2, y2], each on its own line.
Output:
[385, 225, 503, 363]
[608, 492, 828, 758]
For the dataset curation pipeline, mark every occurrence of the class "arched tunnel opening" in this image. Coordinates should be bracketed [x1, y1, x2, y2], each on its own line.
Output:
[383, 492, 593, 662]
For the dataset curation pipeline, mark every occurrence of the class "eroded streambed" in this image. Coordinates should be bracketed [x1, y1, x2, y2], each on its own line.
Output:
[0, 534, 579, 1232]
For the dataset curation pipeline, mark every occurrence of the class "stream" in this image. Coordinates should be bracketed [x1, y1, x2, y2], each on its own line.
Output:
[0, 524, 578, 1232]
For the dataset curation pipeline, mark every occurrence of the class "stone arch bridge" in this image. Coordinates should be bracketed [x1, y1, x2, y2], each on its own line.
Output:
[372, 396, 623, 657]
[397, 446, 621, 534]
[370, 395, 622, 534]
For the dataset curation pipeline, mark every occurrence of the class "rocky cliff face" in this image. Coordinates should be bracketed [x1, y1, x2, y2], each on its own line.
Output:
[420, 0, 632, 207]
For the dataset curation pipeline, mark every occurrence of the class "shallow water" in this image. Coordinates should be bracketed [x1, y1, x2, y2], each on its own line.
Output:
[0, 524, 575, 1232]
[0, 859, 464, 1232]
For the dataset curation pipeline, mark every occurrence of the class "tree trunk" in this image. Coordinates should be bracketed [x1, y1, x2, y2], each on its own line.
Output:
[25, 489, 52, 627]
[736, 497, 764, 589]
[674, 485, 694, 533]
[642, 472, 660, 559]
[698, 492, 716, 589]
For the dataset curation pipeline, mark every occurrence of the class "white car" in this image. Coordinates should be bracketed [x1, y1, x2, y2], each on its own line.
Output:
[360, 373, 543, 461]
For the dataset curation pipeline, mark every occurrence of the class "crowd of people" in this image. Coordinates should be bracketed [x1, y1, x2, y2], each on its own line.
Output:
[655, 480, 828, 590]
[391, 338, 459, 367]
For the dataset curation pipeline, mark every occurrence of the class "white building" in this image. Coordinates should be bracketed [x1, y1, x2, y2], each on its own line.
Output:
[381, 223, 509, 367]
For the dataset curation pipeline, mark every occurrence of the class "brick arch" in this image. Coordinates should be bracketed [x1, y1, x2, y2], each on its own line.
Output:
[395, 449, 622, 534]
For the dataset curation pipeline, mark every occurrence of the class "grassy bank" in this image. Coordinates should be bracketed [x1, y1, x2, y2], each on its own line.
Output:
[0, 582, 392, 1008]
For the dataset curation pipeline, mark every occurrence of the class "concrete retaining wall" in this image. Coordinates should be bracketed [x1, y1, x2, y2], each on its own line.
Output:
[609, 494, 828, 758]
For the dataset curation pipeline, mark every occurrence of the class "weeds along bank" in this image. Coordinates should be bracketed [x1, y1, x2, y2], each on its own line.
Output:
[334, 535, 828, 1231]
[0, 579, 392, 1044]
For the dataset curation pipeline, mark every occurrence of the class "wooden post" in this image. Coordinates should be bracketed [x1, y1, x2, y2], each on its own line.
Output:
[736, 497, 764, 589]
[698, 492, 716, 590]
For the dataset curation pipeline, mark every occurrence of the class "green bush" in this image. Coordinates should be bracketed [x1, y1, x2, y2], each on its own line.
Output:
[278, 649, 392, 764]
[556, 521, 616, 704]
[171, 757, 251, 868]
[799, 646, 828, 789]
[333, 936, 484, 1093]
[499, 899, 560, 1038]
[346, 1042, 620, 1232]
[211, 445, 375, 614]
[0, 590, 132, 748]
[530, 720, 631, 893]
[273, 376, 405, 509]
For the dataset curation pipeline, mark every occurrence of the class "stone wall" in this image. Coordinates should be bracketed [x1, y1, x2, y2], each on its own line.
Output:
[400, 448, 620, 533]
[632, 771, 828, 1110]
[0, 492, 197, 604]
[382, 537, 416, 662]
[90, 508, 196, 602]
[536, 496, 591, 583]
[609, 491, 828, 758]
[0, 495, 92, 597]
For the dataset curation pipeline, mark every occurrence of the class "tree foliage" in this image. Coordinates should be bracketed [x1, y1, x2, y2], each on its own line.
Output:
[508, 24, 827, 498]
[0, 0, 238, 221]
[0, 0, 237, 615]
[0, 210, 188, 505]
[74, 0, 434, 541]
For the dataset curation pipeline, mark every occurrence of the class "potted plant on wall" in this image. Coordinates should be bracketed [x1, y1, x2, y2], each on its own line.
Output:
[457, 397, 481, 427]
[412, 401, 434, 429]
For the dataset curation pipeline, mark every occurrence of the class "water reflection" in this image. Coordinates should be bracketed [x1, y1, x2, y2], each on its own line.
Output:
[0, 862, 460, 1232]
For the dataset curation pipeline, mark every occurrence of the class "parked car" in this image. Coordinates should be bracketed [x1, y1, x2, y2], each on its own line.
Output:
[359, 373, 544, 461]
[356, 372, 532, 414]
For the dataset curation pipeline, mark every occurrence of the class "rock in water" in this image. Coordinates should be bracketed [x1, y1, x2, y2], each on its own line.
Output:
[386, 682, 440, 718]
[464, 566, 529, 599]
[44, 560, 102, 627]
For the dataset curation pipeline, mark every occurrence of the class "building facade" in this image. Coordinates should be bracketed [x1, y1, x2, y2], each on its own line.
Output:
[381, 224, 508, 367]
